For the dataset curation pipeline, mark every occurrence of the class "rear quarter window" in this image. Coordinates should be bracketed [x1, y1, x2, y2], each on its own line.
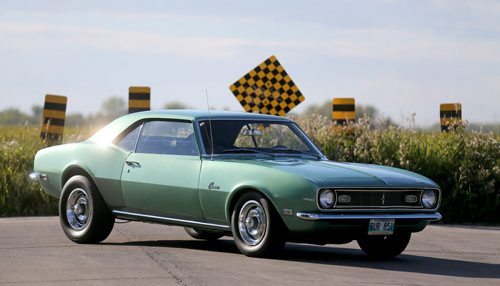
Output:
[116, 124, 141, 152]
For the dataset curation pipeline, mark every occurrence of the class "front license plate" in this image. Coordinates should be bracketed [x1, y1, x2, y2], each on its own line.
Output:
[368, 219, 395, 235]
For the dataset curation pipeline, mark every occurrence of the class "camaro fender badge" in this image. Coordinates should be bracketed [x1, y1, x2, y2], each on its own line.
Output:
[208, 182, 220, 190]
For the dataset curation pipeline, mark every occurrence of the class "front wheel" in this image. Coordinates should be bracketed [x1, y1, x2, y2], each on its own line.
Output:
[231, 192, 285, 257]
[357, 232, 411, 258]
[59, 175, 114, 243]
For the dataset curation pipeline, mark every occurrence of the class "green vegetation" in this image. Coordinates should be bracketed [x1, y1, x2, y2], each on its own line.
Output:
[1, 115, 499, 224]
[0, 126, 92, 216]
[0, 126, 57, 216]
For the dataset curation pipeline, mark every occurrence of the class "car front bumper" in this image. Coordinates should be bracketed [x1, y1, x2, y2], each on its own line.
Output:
[296, 212, 442, 221]
[28, 172, 48, 182]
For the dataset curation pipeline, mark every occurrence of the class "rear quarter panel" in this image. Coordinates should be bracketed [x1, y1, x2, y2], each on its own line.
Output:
[34, 142, 129, 208]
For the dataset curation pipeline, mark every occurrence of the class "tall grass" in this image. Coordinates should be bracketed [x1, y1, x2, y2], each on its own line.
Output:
[0, 126, 91, 216]
[1, 118, 499, 223]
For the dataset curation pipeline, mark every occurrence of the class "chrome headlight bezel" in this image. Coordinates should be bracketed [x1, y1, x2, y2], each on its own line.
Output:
[422, 189, 439, 209]
[318, 189, 336, 209]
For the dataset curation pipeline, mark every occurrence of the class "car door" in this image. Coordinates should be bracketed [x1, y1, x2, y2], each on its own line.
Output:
[120, 120, 203, 220]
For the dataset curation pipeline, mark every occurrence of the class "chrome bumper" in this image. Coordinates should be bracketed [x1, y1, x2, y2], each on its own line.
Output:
[296, 212, 442, 221]
[28, 172, 47, 182]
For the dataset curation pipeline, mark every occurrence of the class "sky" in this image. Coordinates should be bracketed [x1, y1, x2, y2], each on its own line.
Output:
[1, 0, 499, 126]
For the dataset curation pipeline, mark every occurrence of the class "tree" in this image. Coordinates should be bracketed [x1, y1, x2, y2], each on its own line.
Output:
[301, 100, 396, 128]
[0, 108, 31, 125]
[66, 114, 87, 127]
[31, 105, 42, 121]
[163, 101, 190, 109]
[356, 105, 378, 119]
[98, 96, 126, 121]
[302, 100, 332, 119]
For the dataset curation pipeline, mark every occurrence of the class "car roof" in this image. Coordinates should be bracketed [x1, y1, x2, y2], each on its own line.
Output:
[88, 109, 292, 144]
[125, 109, 292, 122]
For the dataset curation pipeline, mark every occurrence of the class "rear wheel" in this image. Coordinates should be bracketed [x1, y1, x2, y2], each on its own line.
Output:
[184, 227, 224, 240]
[59, 175, 114, 243]
[357, 232, 411, 258]
[231, 192, 285, 257]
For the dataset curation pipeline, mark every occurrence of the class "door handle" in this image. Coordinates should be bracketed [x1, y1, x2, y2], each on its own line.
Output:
[125, 160, 141, 168]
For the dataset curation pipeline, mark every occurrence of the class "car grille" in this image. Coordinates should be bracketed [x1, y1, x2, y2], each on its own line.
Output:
[334, 190, 423, 209]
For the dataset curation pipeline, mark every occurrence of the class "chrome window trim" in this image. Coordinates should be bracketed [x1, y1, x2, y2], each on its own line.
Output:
[194, 118, 326, 159]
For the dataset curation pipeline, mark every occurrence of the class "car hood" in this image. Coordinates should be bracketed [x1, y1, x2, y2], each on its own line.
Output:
[237, 158, 438, 189]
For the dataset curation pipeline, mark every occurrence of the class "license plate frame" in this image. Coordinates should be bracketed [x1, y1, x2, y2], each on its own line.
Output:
[368, 219, 395, 235]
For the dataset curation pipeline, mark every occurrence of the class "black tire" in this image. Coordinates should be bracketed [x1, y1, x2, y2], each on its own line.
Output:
[59, 175, 114, 243]
[231, 192, 286, 257]
[357, 232, 411, 258]
[184, 227, 225, 240]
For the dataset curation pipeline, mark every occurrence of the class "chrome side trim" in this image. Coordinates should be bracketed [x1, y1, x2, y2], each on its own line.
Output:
[112, 210, 231, 230]
[296, 212, 442, 221]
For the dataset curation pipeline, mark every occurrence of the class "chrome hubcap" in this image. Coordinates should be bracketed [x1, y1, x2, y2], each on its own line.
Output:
[66, 188, 91, 231]
[238, 200, 267, 246]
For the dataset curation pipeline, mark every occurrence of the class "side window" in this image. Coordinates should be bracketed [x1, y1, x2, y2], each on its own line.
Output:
[116, 124, 142, 152]
[136, 121, 198, 155]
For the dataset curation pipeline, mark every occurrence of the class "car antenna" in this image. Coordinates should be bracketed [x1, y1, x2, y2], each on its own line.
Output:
[205, 89, 215, 161]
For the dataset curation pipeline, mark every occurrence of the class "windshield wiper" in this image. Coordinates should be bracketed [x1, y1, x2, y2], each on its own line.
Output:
[271, 147, 322, 159]
[221, 148, 275, 158]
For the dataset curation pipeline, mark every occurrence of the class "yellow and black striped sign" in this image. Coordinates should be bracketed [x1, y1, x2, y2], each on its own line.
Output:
[440, 103, 462, 132]
[332, 98, 355, 125]
[129, 86, 150, 113]
[229, 55, 305, 116]
[40, 94, 67, 145]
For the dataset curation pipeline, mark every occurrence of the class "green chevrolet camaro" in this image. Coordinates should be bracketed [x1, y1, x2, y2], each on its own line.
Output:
[31, 110, 441, 258]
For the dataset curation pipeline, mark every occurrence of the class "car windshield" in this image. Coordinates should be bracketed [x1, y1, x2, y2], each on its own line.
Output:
[198, 120, 322, 159]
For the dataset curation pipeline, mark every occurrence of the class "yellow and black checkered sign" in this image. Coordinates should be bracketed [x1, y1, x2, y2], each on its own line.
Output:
[229, 55, 305, 116]
[129, 86, 150, 113]
[440, 103, 462, 132]
[40, 94, 67, 145]
[332, 98, 355, 125]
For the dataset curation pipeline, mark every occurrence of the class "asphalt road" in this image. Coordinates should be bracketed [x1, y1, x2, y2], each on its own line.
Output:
[0, 217, 499, 286]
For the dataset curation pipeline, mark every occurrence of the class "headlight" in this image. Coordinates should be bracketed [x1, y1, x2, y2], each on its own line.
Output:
[319, 189, 335, 209]
[422, 190, 438, 209]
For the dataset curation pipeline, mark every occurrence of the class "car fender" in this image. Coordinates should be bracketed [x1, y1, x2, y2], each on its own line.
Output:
[224, 173, 318, 228]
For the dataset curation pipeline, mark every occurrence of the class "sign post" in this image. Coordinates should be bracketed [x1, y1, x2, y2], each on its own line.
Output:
[40, 94, 67, 146]
[332, 98, 356, 125]
[440, 103, 462, 132]
[129, 86, 151, 113]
